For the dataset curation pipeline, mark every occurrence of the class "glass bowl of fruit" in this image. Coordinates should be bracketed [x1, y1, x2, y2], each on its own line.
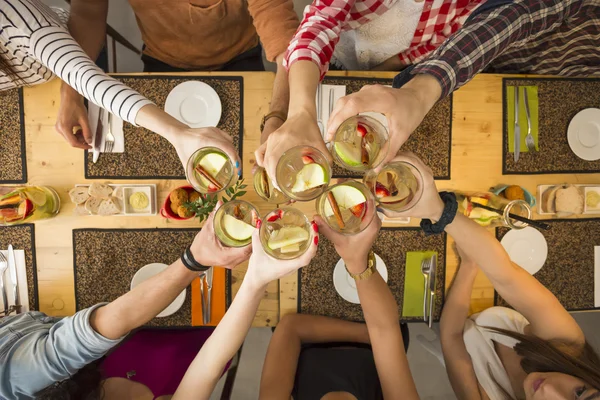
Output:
[364, 161, 424, 212]
[260, 207, 311, 260]
[213, 200, 259, 247]
[275, 146, 331, 202]
[331, 115, 389, 172]
[316, 180, 375, 235]
[253, 167, 290, 204]
[186, 147, 237, 194]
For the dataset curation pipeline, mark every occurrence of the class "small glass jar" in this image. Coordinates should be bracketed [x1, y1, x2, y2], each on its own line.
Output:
[453, 191, 531, 229]
[0, 186, 60, 226]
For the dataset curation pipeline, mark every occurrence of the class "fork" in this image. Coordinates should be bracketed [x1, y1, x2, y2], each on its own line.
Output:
[522, 87, 535, 152]
[104, 112, 115, 153]
[199, 272, 207, 325]
[421, 257, 431, 323]
[0, 252, 9, 316]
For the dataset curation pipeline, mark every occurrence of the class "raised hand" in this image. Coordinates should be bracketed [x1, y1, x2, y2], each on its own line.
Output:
[55, 87, 92, 150]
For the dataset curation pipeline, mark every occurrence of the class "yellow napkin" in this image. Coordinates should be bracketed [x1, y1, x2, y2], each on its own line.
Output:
[402, 251, 437, 318]
[507, 86, 539, 152]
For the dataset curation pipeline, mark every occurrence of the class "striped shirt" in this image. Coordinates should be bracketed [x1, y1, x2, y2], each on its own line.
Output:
[410, 0, 600, 98]
[0, 0, 152, 124]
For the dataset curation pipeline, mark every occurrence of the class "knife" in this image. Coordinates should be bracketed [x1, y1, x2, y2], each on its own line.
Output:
[428, 254, 437, 329]
[514, 87, 520, 163]
[199, 272, 207, 325]
[7, 245, 19, 313]
[205, 268, 213, 325]
[93, 108, 104, 164]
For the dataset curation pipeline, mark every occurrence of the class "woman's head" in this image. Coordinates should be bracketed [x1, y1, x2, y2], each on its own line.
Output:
[492, 328, 600, 400]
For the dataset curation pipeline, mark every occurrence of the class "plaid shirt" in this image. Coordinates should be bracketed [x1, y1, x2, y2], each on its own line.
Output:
[284, 0, 483, 78]
[410, 0, 600, 98]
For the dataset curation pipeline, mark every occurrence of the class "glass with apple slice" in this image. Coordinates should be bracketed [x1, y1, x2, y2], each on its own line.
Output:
[0, 186, 60, 226]
[276, 146, 332, 202]
[316, 180, 375, 235]
[186, 147, 237, 194]
[331, 115, 389, 172]
[260, 207, 311, 260]
[213, 200, 259, 247]
[364, 161, 424, 212]
[253, 167, 290, 204]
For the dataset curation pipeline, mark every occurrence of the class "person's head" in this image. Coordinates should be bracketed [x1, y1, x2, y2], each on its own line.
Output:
[492, 328, 600, 400]
[34, 360, 104, 400]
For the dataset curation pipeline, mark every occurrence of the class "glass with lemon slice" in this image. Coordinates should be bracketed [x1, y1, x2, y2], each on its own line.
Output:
[260, 207, 311, 260]
[186, 147, 236, 194]
[0, 186, 60, 226]
[275, 146, 331, 202]
[213, 200, 259, 247]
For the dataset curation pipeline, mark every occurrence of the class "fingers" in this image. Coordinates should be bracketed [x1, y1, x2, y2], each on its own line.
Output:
[313, 215, 338, 244]
[326, 91, 373, 140]
[210, 127, 234, 143]
[79, 113, 93, 146]
[296, 224, 319, 266]
[219, 143, 241, 177]
[254, 141, 267, 167]
[227, 243, 253, 267]
[55, 122, 91, 150]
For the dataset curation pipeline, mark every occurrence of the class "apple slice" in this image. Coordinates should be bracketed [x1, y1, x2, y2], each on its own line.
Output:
[291, 163, 327, 193]
[334, 142, 362, 168]
[323, 185, 367, 217]
[280, 243, 300, 254]
[198, 153, 227, 186]
[0, 194, 22, 207]
[268, 226, 309, 250]
[18, 199, 34, 219]
[378, 183, 412, 204]
[302, 156, 315, 165]
[222, 214, 255, 241]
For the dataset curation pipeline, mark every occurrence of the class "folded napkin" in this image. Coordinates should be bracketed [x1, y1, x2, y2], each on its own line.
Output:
[87, 103, 125, 158]
[0, 250, 29, 313]
[402, 251, 437, 318]
[317, 84, 346, 138]
[507, 86, 539, 153]
[595, 246, 600, 307]
[378, 212, 410, 224]
[191, 267, 227, 326]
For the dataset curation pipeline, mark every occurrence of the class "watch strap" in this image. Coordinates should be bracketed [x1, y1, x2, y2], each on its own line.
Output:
[181, 246, 210, 272]
[420, 191, 458, 236]
[260, 111, 287, 132]
[345, 251, 377, 281]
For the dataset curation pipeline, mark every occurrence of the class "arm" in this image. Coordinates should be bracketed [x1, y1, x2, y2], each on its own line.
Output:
[260, 314, 370, 399]
[260, 55, 290, 144]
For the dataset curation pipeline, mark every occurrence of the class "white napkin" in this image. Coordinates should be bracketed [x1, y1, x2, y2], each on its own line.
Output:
[594, 246, 600, 307]
[0, 250, 29, 313]
[87, 103, 125, 158]
[379, 212, 410, 224]
[317, 84, 347, 139]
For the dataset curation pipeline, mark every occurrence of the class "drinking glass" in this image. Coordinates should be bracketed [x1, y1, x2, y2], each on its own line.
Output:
[213, 200, 259, 247]
[253, 167, 290, 204]
[0, 186, 60, 226]
[276, 146, 331, 202]
[186, 147, 236, 194]
[259, 207, 311, 260]
[363, 161, 424, 212]
[331, 115, 389, 172]
[316, 180, 375, 235]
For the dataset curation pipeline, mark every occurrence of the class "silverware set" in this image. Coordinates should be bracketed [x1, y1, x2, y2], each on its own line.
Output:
[103, 111, 115, 153]
[0, 245, 21, 317]
[420, 255, 437, 328]
[316, 85, 338, 138]
[200, 268, 214, 325]
[513, 86, 536, 163]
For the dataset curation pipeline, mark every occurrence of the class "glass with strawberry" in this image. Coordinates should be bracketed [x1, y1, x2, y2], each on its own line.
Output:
[253, 167, 290, 204]
[331, 115, 389, 172]
[363, 161, 424, 212]
[276, 146, 331, 202]
[213, 200, 259, 247]
[260, 207, 311, 260]
[186, 147, 237, 194]
[316, 180, 375, 235]
[0, 186, 60, 226]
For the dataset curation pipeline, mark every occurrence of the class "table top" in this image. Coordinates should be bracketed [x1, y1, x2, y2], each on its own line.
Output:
[19, 71, 600, 327]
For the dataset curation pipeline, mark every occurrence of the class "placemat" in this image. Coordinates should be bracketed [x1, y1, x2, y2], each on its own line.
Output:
[73, 228, 231, 327]
[502, 78, 600, 174]
[495, 219, 600, 311]
[299, 228, 446, 322]
[85, 76, 243, 179]
[0, 224, 38, 311]
[322, 77, 452, 180]
[0, 88, 27, 183]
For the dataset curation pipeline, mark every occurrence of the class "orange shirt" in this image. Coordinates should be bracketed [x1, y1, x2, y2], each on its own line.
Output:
[128, 0, 299, 70]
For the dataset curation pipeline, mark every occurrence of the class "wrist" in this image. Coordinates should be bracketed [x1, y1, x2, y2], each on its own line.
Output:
[60, 83, 82, 102]
[404, 74, 442, 111]
[345, 256, 369, 274]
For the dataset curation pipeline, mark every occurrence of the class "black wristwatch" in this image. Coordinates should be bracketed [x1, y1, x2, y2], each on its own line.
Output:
[181, 246, 210, 272]
[420, 191, 458, 236]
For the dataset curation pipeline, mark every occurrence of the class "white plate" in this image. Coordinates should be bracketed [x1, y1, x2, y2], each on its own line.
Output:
[123, 186, 153, 215]
[567, 108, 600, 161]
[131, 263, 186, 317]
[501, 227, 548, 275]
[333, 254, 388, 304]
[164, 81, 222, 128]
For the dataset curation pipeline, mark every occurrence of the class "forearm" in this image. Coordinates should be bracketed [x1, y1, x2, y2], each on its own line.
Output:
[90, 260, 197, 340]
[287, 61, 320, 117]
[174, 278, 266, 399]
[261, 55, 291, 144]
[134, 104, 187, 142]
[440, 260, 478, 339]
[402, 73, 443, 115]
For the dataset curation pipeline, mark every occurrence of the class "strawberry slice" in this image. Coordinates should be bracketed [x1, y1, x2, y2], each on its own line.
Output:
[357, 123, 368, 137]
[301, 156, 315, 165]
[18, 199, 33, 218]
[267, 209, 284, 222]
[207, 184, 218, 192]
[350, 202, 365, 218]
[375, 183, 390, 199]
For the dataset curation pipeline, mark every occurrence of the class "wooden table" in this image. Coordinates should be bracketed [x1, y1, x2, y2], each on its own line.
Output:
[20, 71, 600, 327]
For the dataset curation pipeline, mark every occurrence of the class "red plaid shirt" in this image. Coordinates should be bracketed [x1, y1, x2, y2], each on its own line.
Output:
[284, 0, 483, 78]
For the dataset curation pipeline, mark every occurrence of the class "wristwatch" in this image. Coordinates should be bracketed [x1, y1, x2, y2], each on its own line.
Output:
[345, 251, 376, 281]
[260, 111, 287, 133]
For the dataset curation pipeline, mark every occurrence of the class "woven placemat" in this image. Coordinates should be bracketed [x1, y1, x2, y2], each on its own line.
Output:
[495, 219, 600, 311]
[502, 78, 600, 174]
[0, 224, 38, 311]
[299, 228, 446, 322]
[85, 76, 243, 179]
[322, 77, 452, 179]
[73, 228, 231, 327]
[0, 88, 27, 183]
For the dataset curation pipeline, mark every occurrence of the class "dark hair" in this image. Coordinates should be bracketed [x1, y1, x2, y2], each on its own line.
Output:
[35, 359, 105, 400]
[0, 54, 24, 87]
[490, 327, 600, 389]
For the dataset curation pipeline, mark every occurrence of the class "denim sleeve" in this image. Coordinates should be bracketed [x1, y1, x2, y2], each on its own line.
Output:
[3, 304, 124, 399]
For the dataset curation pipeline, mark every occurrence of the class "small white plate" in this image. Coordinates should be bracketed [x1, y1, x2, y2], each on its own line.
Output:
[501, 227, 548, 275]
[585, 187, 600, 214]
[333, 254, 388, 304]
[567, 108, 600, 161]
[123, 186, 153, 215]
[131, 263, 186, 317]
[164, 81, 222, 128]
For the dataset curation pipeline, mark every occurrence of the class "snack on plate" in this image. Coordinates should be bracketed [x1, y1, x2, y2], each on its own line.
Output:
[129, 192, 149, 210]
[587, 191, 600, 209]
[542, 186, 561, 213]
[98, 197, 121, 216]
[69, 187, 89, 205]
[85, 197, 103, 215]
[504, 185, 525, 201]
[170, 201, 180, 215]
[555, 185, 584, 216]
[177, 205, 194, 219]
[189, 191, 201, 203]
[170, 189, 189, 205]
[73, 204, 89, 216]
[88, 182, 114, 199]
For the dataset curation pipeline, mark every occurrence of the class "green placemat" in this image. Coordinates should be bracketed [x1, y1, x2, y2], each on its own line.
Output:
[403, 251, 437, 318]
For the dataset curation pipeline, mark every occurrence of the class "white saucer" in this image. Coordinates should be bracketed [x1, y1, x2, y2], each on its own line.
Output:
[567, 108, 600, 161]
[500, 227, 548, 275]
[333, 254, 388, 304]
[131, 263, 186, 317]
[164, 81, 222, 128]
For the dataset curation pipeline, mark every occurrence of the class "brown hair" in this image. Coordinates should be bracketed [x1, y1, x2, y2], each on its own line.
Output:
[0, 53, 24, 87]
[34, 360, 105, 400]
[490, 327, 600, 390]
